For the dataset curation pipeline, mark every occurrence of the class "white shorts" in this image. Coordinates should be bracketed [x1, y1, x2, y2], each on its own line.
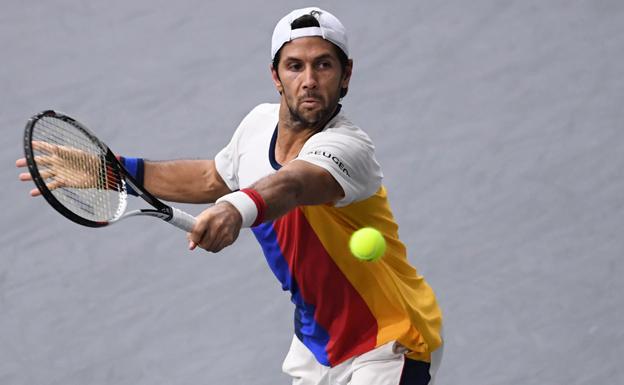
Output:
[282, 336, 443, 385]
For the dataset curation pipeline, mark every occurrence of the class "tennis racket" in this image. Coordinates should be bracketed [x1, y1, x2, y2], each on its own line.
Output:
[23, 110, 197, 232]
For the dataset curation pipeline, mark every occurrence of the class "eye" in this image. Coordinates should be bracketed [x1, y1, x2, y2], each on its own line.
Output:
[286, 62, 303, 71]
[317, 60, 333, 70]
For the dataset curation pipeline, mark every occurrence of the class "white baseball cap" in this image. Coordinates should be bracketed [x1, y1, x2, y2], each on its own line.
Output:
[271, 7, 349, 60]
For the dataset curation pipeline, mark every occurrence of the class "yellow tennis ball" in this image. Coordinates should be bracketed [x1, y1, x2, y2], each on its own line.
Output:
[349, 227, 386, 262]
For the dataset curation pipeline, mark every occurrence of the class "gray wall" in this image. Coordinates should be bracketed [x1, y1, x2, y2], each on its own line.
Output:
[2, 1, 623, 384]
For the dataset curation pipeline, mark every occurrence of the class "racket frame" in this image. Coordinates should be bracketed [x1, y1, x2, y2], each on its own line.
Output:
[24, 110, 183, 228]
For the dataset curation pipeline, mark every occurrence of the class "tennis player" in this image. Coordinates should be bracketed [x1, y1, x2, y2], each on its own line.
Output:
[17, 7, 443, 384]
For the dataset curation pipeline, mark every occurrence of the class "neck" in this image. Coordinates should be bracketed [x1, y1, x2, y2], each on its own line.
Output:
[274, 101, 340, 165]
[278, 99, 339, 133]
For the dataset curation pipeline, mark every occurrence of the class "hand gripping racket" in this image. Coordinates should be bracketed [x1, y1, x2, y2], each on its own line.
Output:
[23, 110, 197, 232]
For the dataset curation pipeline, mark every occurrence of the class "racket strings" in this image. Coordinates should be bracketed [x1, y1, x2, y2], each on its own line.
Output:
[31, 116, 126, 221]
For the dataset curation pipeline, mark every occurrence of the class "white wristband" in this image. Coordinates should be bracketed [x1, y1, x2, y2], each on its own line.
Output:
[215, 191, 258, 228]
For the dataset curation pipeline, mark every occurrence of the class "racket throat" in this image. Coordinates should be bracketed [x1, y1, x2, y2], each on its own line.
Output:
[141, 207, 174, 220]
[119, 207, 196, 232]
[118, 207, 174, 222]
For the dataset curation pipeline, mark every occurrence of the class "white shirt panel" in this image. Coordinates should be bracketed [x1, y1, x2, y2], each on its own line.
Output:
[214, 104, 279, 191]
[215, 103, 383, 205]
[296, 115, 383, 206]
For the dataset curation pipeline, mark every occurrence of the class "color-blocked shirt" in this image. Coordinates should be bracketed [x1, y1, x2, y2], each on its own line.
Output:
[215, 103, 442, 366]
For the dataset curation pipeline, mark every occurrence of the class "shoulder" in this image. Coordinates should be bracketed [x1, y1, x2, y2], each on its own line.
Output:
[296, 112, 383, 207]
[234, 103, 279, 137]
[304, 113, 376, 154]
[243, 103, 279, 122]
[325, 113, 373, 144]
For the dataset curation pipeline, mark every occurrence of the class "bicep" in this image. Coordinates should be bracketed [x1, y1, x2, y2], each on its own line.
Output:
[278, 159, 345, 206]
[245, 159, 344, 222]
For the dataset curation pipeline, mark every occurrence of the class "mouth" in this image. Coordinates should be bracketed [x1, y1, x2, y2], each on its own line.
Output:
[300, 97, 322, 107]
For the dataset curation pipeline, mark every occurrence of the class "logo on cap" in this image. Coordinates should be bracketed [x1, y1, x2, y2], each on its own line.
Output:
[271, 7, 349, 60]
[310, 10, 322, 19]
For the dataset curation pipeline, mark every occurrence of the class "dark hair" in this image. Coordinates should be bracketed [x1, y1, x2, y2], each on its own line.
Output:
[272, 14, 350, 98]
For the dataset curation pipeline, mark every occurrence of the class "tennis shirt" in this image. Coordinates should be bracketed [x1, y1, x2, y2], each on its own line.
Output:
[214, 103, 442, 367]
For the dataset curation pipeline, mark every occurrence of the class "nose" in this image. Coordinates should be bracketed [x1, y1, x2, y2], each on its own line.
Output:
[302, 65, 318, 90]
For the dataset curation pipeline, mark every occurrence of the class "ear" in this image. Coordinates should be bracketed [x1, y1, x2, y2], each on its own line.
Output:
[270, 64, 283, 94]
[341, 59, 353, 89]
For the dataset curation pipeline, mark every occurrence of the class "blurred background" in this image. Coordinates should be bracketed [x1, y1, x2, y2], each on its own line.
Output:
[1, 0, 623, 384]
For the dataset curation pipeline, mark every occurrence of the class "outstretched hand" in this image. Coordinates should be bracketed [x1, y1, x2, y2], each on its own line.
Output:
[187, 202, 243, 252]
[16, 141, 104, 196]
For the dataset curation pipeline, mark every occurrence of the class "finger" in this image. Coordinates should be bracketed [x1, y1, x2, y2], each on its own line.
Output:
[46, 180, 62, 192]
[212, 240, 228, 253]
[32, 140, 60, 154]
[15, 158, 27, 167]
[214, 229, 238, 252]
[33, 155, 55, 167]
[188, 229, 202, 247]
[189, 226, 209, 251]
[20, 169, 54, 181]
[208, 228, 236, 253]
[212, 231, 232, 252]
[203, 232, 224, 253]
[19, 172, 33, 181]
[38, 170, 54, 180]
[30, 188, 41, 197]
[190, 213, 216, 244]
[200, 233, 218, 252]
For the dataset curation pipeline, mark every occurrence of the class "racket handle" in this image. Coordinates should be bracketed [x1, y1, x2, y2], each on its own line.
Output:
[168, 207, 197, 232]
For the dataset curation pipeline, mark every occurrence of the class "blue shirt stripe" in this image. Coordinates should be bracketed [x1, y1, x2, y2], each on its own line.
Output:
[252, 222, 331, 366]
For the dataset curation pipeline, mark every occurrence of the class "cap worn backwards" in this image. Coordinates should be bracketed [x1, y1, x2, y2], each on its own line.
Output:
[271, 7, 349, 60]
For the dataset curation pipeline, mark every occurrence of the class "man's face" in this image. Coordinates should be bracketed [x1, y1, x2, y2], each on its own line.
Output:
[272, 37, 352, 128]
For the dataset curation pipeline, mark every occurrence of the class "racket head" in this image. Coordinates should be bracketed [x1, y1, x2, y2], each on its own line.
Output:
[23, 110, 128, 227]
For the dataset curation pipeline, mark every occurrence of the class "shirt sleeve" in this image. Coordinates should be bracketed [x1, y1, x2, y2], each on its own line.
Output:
[214, 125, 242, 192]
[296, 131, 383, 207]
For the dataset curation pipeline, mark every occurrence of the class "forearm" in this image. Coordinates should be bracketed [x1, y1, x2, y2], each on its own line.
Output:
[189, 161, 343, 252]
[143, 159, 231, 204]
[250, 160, 344, 221]
[250, 170, 303, 221]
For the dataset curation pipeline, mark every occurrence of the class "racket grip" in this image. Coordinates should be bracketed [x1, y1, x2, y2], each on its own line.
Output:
[168, 207, 197, 232]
